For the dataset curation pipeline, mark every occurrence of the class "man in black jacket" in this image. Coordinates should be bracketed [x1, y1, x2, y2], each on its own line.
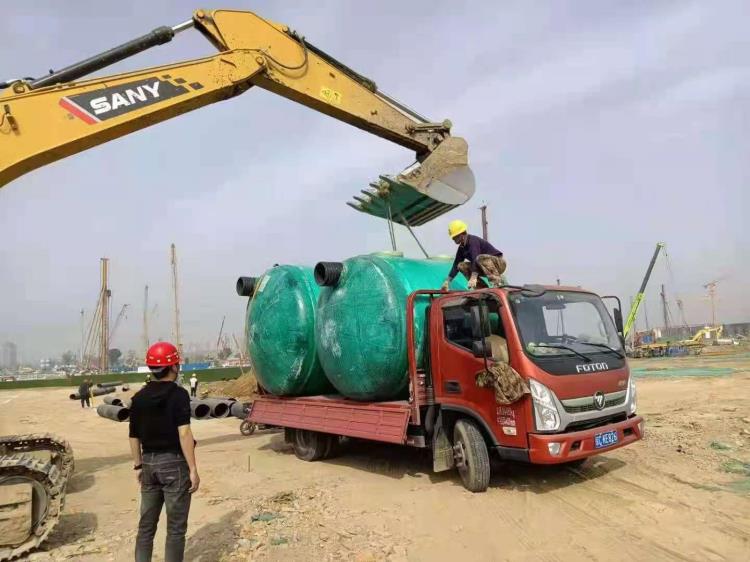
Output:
[441, 219, 507, 290]
[129, 341, 199, 562]
[78, 379, 92, 408]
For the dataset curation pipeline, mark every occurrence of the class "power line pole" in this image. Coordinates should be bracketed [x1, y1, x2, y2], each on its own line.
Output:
[170, 244, 183, 359]
[99, 258, 110, 373]
[479, 204, 488, 240]
[79, 309, 84, 365]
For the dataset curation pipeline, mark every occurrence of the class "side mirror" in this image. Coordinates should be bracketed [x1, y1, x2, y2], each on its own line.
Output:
[470, 303, 491, 340]
[472, 340, 492, 358]
[613, 307, 624, 335]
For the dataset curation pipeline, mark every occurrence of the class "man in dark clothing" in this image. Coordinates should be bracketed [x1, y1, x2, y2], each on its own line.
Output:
[129, 341, 199, 562]
[78, 380, 92, 408]
[441, 219, 507, 290]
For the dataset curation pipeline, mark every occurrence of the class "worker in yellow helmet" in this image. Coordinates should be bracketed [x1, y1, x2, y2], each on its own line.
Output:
[441, 219, 507, 290]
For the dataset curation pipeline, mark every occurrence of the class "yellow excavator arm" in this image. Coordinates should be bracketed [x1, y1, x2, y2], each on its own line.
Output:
[0, 9, 474, 225]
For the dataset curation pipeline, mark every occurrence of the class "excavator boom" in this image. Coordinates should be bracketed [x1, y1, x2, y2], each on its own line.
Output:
[0, 9, 474, 225]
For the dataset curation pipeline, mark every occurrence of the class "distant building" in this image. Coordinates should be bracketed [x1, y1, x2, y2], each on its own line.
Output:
[1, 342, 18, 371]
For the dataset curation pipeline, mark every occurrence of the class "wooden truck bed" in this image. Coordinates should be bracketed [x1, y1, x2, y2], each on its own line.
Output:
[248, 395, 412, 444]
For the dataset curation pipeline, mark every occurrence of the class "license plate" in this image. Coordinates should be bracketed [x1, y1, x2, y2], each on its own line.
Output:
[594, 430, 618, 449]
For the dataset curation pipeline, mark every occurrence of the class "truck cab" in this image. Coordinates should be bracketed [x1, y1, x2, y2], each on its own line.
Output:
[427, 285, 642, 478]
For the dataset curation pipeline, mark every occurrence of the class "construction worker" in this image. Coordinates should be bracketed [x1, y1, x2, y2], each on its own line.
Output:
[78, 379, 92, 408]
[441, 220, 506, 290]
[129, 342, 199, 562]
[189, 373, 198, 398]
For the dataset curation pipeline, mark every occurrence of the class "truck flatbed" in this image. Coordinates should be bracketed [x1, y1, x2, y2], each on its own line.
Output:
[249, 395, 413, 445]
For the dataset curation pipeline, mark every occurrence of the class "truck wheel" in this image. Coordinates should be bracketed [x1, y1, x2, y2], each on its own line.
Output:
[292, 429, 328, 461]
[240, 420, 256, 436]
[322, 434, 341, 459]
[453, 419, 491, 493]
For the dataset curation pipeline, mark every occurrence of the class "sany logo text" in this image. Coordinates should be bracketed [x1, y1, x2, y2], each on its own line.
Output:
[60, 77, 190, 124]
[90, 82, 161, 115]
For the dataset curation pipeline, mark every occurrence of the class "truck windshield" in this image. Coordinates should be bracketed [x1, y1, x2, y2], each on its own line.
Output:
[509, 290, 623, 360]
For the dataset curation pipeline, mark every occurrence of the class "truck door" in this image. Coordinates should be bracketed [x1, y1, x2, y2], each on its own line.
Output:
[433, 295, 528, 449]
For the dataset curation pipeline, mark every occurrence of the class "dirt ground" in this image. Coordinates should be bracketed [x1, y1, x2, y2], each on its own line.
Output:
[2, 351, 749, 561]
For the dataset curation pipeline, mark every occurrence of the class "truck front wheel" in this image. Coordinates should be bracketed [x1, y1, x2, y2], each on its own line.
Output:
[291, 429, 331, 462]
[453, 419, 491, 492]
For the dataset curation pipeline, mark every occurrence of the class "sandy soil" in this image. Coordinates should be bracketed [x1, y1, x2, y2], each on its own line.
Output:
[2, 352, 749, 562]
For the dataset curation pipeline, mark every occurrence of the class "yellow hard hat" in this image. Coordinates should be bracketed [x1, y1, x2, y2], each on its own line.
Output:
[448, 219, 468, 238]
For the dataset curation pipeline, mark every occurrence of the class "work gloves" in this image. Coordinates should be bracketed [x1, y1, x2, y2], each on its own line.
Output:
[441, 274, 478, 290]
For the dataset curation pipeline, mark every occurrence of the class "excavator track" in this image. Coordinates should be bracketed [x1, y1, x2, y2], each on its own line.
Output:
[0, 435, 73, 561]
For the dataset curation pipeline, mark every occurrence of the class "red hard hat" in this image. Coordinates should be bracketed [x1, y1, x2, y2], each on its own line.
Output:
[145, 341, 180, 367]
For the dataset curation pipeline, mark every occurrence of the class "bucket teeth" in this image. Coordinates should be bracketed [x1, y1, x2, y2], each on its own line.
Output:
[345, 136, 475, 226]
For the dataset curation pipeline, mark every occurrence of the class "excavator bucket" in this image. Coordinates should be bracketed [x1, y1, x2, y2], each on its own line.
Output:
[347, 137, 475, 226]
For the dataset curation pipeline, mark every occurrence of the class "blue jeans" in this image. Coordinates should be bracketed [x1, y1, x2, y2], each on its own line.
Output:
[135, 452, 191, 562]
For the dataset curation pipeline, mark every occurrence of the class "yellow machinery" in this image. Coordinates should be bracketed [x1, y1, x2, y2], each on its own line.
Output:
[681, 325, 723, 351]
[631, 326, 724, 358]
[0, 8, 475, 225]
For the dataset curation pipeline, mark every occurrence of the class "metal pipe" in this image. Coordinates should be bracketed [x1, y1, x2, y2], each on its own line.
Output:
[30, 25, 178, 89]
[97, 381, 123, 388]
[398, 214, 429, 258]
[230, 401, 248, 419]
[96, 404, 130, 422]
[190, 401, 211, 420]
[68, 386, 116, 400]
[102, 395, 123, 406]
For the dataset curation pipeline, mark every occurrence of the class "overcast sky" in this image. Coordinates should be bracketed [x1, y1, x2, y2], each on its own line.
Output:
[1, 1, 747, 363]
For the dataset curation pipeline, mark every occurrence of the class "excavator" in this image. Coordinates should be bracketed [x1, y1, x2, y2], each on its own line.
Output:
[0, 8, 475, 226]
[0, 8, 476, 560]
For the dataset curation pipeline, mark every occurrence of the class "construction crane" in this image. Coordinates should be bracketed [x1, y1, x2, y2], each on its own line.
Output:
[0, 8, 475, 226]
[623, 242, 664, 338]
[216, 315, 226, 357]
[110, 303, 129, 344]
[703, 276, 728, 328]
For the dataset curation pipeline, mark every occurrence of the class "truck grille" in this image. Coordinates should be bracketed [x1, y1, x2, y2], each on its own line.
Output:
[561, 391, 626, 414]
[566, 413, 627, 432]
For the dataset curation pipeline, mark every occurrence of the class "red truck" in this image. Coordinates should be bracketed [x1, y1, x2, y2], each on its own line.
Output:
[247, 285, 643, 492]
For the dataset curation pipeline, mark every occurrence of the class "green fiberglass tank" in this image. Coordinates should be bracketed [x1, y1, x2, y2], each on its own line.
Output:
[314, 253, 467, 401]
[237, 266, 333, 396]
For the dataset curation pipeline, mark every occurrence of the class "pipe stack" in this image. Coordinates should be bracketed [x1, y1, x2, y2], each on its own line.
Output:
[188, 398, 248, 419]
[198, 398, 231, 418]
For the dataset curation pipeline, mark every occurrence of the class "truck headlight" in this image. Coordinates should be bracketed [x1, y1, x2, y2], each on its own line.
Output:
[628, 377, 637, 415]
[529, 379, 561, 432]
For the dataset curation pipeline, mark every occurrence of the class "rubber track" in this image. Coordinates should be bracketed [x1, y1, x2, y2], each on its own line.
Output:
[0, 434, 74, 561]
[0, 454, 65, 561]
[0, 434, 74, 480]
